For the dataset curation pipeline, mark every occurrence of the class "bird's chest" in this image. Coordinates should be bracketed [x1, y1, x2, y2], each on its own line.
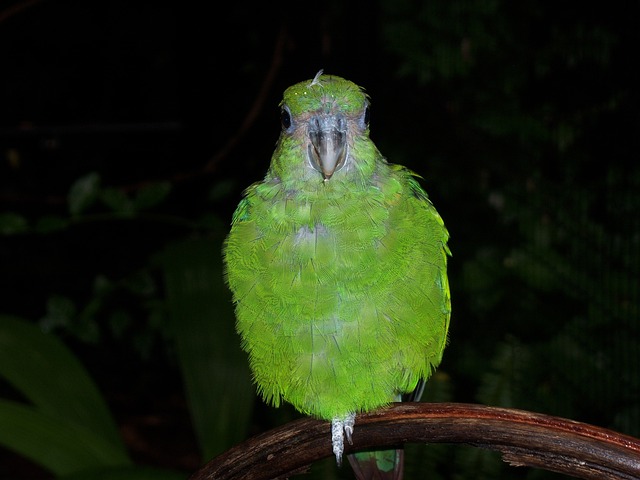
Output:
[264, 192, 389, 275]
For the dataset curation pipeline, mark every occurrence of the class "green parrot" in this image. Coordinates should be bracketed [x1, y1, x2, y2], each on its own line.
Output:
[223, 71, 451, 479]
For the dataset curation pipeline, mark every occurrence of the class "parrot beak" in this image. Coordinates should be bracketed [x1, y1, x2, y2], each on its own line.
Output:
[307, 115, 347, 180]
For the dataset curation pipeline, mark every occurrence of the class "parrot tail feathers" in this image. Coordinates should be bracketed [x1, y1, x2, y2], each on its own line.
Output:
[347, 449, 404, 480]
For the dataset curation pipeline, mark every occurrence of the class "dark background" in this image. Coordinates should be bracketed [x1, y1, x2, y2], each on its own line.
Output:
[1, 1, 638, 479]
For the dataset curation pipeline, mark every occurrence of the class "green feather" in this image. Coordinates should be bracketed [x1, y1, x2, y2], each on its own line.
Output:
[223, 74, 450, 475]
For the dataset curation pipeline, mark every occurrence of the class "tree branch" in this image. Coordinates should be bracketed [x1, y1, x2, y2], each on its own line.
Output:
[201, 25, 287, 175]
[0, 0, 43, 25]
[0, 25, 289, 207]
[190, 403, 640, 480]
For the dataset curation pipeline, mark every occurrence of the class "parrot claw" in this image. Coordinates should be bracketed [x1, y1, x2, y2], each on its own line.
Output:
[344, 413, 355, 445]
[331, 413, 356, 465]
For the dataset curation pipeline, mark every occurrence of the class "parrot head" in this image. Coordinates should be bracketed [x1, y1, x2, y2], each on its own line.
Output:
[273, 71, 372, 182]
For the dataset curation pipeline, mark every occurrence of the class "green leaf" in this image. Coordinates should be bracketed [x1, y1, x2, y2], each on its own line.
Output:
[476, 337, 530, 408]
[0, 315, 127, 455]
[34, 214, 70, 233]
[93, 274, 116, 296]
[207, 179, 235, 202]
[108, 310, 133, 338]
[160, 237, 254, 461]
[0, 211, 28, 234]
[68, 172, 101, 215]
[122, 269, 156, 297]
[100, 188, 135, 215]
[39, 294, 77, 332]
[196, 213, 225, 232]
[0, 399, 130, 476]
[133, 181, 172, 210]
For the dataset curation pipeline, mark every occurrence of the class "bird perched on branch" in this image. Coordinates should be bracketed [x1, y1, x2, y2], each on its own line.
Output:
[223, 71, 451, 479]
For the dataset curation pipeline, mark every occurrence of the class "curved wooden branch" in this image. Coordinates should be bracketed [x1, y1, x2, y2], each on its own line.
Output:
[190, 403, 640, 480]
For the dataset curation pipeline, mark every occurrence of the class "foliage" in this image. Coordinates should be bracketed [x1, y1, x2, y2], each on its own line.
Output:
[376, 1, 639, 478]
[0, 315, 183, 479]
[159, 237, 254, 460]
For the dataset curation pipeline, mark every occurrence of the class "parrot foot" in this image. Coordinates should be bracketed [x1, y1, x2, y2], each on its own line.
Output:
[331, 413, 356, 466]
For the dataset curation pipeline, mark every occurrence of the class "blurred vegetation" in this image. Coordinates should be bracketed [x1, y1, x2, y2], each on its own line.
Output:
[0, 1, 638, 479]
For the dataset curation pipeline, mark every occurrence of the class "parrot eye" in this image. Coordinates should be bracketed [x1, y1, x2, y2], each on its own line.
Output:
[280, 108, 292, 130]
